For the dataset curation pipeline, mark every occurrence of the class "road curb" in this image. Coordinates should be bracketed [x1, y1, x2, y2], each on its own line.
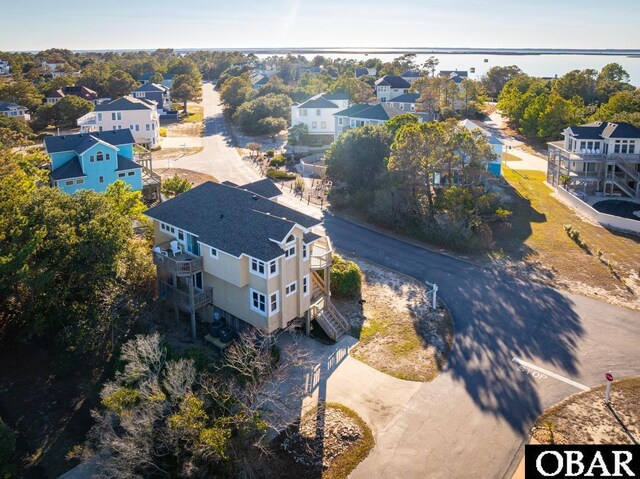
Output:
[325, 210, 484, 269]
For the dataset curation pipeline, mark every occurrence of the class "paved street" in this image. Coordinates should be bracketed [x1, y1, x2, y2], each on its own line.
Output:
[160, 87, 640, 478]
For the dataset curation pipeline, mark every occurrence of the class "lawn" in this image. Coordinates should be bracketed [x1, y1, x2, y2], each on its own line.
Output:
[334, 256, 454, 382]
[532, 376, 640, 445]
[181, 104, 204, 123]
[493, 166, 640, 308]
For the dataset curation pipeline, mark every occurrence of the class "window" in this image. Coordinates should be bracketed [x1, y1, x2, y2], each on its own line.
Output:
[338, 117, 343, 126]
[251, 258, 266, 276]
[146, 124, 150, 131]
[130, 125, 134, 130]
[321, 121, 326, 129]
[65, 180, 73, 186]
[580, 141, 586, 151]
[210, 246, 218, 258]
[614, 144, 620, 154]
[118, 172, 125, 178]
[302, 243, 308, 260]
[316, 109, 321, 116]
[76, 178, 83, 184]
[312, 122, 317, 129]
[285, 281, 297, 296]
[300, 109, 307, 116]
[285, 244, 296, 258]
[97, 113, 102, 121]
[630, 144, 636, 154]
[151, 123, 155, 130]
[270, 292, 279, 314]
[128, 171, 135, 176]
[135, 124, 140, 132]
[303, 274, 309, 296]
[251, 289, 267, 315]
[117, 125, 122, 130]
[111, 112, 121, 121]
[587, 141, 593, 150]
[98, 126, 103, 132]
[269, 260, 277, 275]
[400, 104, 404, 110]
[99, 176, 104, 184]
[96, 151, 104, 161]
[90, 155, 95, 162]
[178, 230, 185, 242]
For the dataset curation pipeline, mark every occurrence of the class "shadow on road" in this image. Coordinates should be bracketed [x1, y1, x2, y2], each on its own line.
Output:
[324, 215, 585, 434]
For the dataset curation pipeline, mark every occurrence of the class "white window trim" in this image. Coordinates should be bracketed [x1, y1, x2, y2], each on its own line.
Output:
[269, 291, 280, 315]
[250, 288, 267, 316]
[303, 274, 310, 297]
[285, 280, 297, 297]
[210, 246, 218, 258]
[250, 258, 267, 277]
[268, 259, 278, 277]
[302, 243, 309, 261]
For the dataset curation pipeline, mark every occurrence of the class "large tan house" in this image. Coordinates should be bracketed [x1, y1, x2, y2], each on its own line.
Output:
[145, 180, 347, 341]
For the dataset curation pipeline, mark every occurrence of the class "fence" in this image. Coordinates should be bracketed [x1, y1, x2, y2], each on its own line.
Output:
[425, 281, 439, 309]
[300, 153, 328, 177]
[556, 186, 640, 235]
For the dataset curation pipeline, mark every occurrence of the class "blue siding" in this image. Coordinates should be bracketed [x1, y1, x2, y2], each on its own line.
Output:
[50, 151, 76, 170]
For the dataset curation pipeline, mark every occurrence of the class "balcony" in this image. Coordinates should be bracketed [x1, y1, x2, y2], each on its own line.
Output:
[310, 236, 332, 270]
[159, 282, 212, 313]
[548, 141, 640, 163]
[153, 243, 203, 276]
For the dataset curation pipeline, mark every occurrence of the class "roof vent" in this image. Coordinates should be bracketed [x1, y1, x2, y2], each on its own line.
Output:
[252, 195, 259, 200]
[219, 214, 224, 219]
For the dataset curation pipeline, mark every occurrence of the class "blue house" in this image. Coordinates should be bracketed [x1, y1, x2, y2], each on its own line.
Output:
[460, 119, 503, 176]
[44, 130, 143, 194]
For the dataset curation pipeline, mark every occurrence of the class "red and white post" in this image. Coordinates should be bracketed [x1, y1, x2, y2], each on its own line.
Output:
[605, 371, 614, 405]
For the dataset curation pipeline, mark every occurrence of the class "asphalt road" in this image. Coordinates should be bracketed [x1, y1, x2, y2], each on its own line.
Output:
[160, 87, 640, 478]
[323, 214, 640, 478]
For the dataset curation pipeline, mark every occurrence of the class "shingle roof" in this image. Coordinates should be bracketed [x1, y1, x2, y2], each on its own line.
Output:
[116, 155, 142, 171]
[94, 96, 156, 112]
[375, 75, 411, 89]
[251, 73, 269, 86]
[145, 182, 322, 261]
[334, 103, 405, 121]
[132, 83, 169, 93]
[389, 92, 420, 103]
[439, 70, 469, 84]
[238, 179, 283, 199]
[50, 157, 86, 181]
[297, 95, 340, 110]
[401, 70, 421, 78]
[333, 103, 373, 117]
[566, 121, 640, 140]
[0, 101, 27, 112]
[44, 130, 135, 154]
[355, 67, 376, 78]
[139, 72, 153, 81]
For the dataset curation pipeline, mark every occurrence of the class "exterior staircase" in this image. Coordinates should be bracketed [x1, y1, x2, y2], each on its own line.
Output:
[314, 299, 349, 341]
[609, 166, 637, 198]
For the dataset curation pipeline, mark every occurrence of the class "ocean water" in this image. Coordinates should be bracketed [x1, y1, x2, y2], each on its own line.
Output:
[254, 51, 640, 85]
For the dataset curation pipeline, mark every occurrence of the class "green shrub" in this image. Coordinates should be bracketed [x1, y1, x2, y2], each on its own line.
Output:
[330, 254, 362, 298]
[269, 155, 286, 167]
[266, 169, 295, 180]
[162, 174, 192, 198]
[0, 418, 16, 466]
[265, 149, 275, 158]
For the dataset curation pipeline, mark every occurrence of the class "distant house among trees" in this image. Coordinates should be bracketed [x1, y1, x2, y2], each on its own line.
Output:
[45, 85, 99, 105]
[439, 70, 469, 84]
[374, 75, 411, 102]
[0, 101, 30, 121]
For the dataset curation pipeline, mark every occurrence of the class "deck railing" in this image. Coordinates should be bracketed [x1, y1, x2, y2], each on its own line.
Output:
[310, 236, 333, 270]
[159, 282, 212, 312]
[153, 247, 203, 276]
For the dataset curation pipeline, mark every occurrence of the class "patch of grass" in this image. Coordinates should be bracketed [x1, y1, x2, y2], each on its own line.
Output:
[320, 403, 374, 479]
[494, 166, 640, 303]
[181, 105, 204, 123]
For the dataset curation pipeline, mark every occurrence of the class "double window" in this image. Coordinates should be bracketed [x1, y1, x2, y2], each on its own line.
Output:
[111, 112, 122, 121]
[251, 258, 266, 276]
[251, 289, 267, 315]
[285, 281, 297, 296]
[285, 235, 296, 259]
[302, 243, 308, 261]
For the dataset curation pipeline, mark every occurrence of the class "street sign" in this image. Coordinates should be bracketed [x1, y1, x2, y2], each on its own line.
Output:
[605, 372, 614, 382]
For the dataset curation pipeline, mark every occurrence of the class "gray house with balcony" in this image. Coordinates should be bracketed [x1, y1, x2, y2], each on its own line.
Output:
[547, 121, 640, 199]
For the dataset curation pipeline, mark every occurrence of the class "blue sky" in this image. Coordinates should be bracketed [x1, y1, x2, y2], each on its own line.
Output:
[1, 0, 639, 51]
